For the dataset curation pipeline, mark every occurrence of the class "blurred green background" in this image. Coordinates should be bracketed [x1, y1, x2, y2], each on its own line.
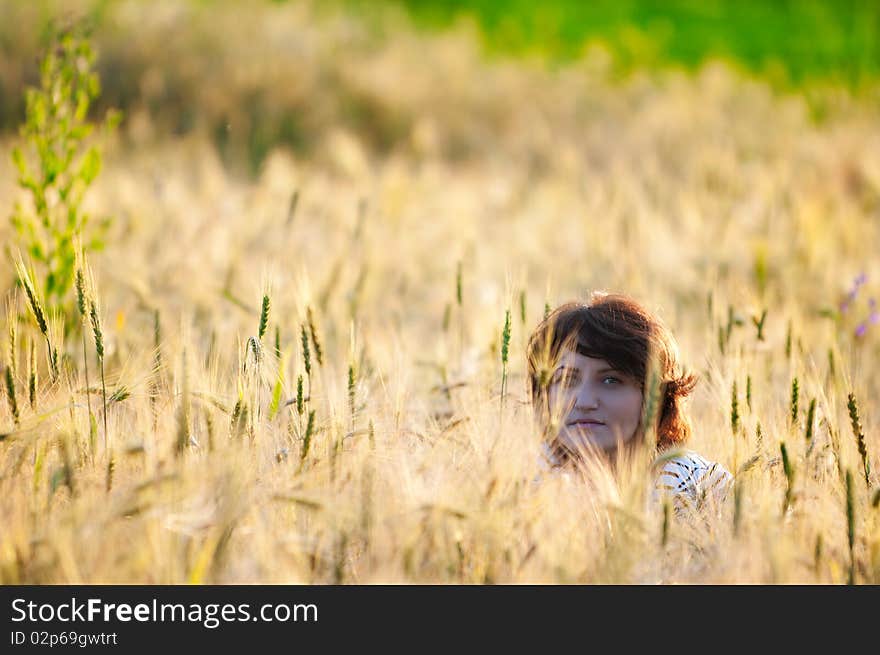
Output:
[1, 0, 877, 175]
[386, 0, 880, 88]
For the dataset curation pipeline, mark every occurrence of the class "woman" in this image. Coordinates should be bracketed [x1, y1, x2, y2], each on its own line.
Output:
[526, 292, 732, 511]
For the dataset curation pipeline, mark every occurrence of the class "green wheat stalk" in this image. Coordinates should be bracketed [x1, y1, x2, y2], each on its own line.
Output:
[845, 469, 856, 584]
[780, 441, 794, 514]
[300, 324, 311, 400]
[269, 378, 284, 422]
[230, 397, 246, 439]
[258, 294, 270, 341]
[307, 306, 323, 367]
[89, 298, 108, 451]
[27, 338, 37, 410]
[246, 336, 263, 368]
[301, 409, 315, 464]
[790, 377, 799, 427]
[296, 374, 304, 416]
[106, 451, 114, 492]
[16, 257, 56, 382]
[47, 315, 60, 384]
[751, 308, 767, 341]
[500, 308, 511, 410]
[269, 341, 285, 421]
[730, 379, 740, 435]
[846, 393, 871, 487]
[804, 398, 816, 442]
[16, 258, 47, 334]
[348, 362, 356, 427]
[4, 364, 19, 426]
[176, 348, 191, 457]
[74, 264, 96, 447]
[7, 302, 17, 385]
[151, 308, 163, 424]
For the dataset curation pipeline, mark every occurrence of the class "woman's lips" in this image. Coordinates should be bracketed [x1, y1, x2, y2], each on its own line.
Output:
[569, 420, 605, 426]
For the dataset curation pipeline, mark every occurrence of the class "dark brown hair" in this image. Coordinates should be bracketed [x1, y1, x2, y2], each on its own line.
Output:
[526, 292, 697, 450]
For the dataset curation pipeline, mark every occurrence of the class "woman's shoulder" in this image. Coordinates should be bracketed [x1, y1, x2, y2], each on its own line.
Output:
[656, 449, 730, 475]
[653, 448, 733, 507]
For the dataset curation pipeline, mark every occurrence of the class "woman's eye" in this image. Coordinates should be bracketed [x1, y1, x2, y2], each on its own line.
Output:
[603, 376, 621, 385]
[552, 372, 579, 387]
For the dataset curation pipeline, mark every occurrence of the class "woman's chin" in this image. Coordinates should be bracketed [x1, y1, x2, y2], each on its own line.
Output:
[560, 428, 616, 456]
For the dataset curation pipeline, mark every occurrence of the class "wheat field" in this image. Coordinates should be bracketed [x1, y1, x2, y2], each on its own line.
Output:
[0, 0, 878, 584]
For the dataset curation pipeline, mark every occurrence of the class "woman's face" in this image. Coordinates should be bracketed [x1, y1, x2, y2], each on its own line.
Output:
[545, 349, 644, 458]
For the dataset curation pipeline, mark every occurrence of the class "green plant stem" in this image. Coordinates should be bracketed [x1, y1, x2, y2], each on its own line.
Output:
[81, 330, 93, 435]
[99, 356, 108, 451]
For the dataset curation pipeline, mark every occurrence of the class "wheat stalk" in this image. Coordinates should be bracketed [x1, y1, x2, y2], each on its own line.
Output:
[730, 379, 740, 435]
[6, 300, 17, 385]
[845, 469, 856, 584]
[4, 364, 19, 426]
[176, 347, 191, 457]
[500, 308, 511, 411]
[15, 257, 57, 382]
[780, 441, 794, 515]
[74, 261, 96, 451]
[846, 393, 871, 488]
[307, 306, 323, 367]
[88, 294, 108, 453]
[300, 409, 315, 466]
[804, 398, 816, 442]
[300, 323, 311, 401]
[27, 338, 37, 410]
[258, 294, 270, 341]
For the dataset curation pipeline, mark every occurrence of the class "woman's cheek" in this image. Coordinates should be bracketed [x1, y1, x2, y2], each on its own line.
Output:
[546, 388, 571, 425]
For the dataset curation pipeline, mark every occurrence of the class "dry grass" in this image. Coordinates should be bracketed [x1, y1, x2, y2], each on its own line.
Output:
[0, 1, 879, 584]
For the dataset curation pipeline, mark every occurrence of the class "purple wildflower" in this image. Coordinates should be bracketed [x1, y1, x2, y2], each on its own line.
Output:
[855, 323, 868, 338]
[870, 311, 879, 325]
[842, 277, 868, 313]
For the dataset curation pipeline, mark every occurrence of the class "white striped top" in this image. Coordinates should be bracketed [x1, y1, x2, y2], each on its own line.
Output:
[652, 449, 733, 511]
[536, 445, 733, 512]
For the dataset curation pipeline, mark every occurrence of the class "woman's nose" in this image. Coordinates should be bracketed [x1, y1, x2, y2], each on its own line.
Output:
[575, 383, 599, 409]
